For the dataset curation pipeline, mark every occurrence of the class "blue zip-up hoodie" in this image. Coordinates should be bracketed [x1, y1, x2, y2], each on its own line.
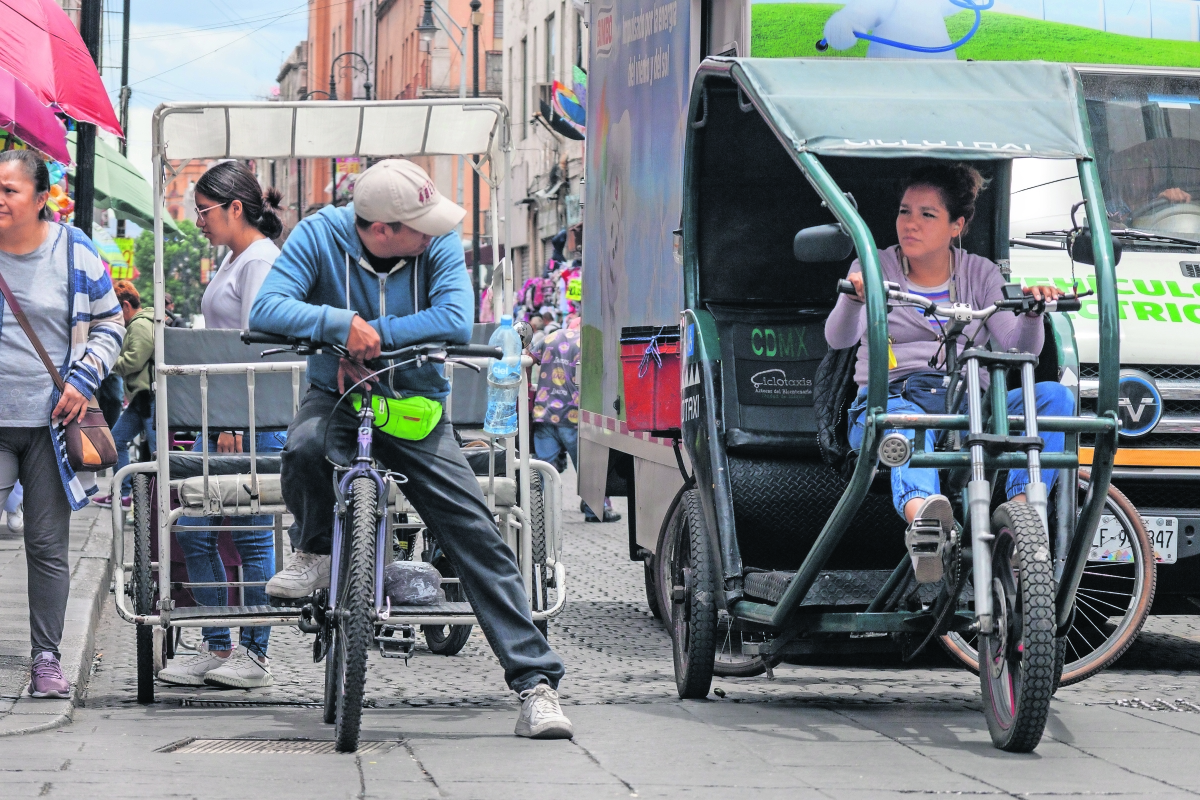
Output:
[249, 203, 473, 399]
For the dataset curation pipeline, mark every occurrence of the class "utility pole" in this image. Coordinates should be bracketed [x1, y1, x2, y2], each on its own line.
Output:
[117, 0, 131, 237]
[470, 0, 482, 321]
[75, 0, 103, 235]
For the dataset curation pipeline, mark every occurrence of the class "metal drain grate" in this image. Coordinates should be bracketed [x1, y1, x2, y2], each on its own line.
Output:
[1116, 698, 1200, 713]
[159, 738, 397, 755]
[176, 698, 325, 709]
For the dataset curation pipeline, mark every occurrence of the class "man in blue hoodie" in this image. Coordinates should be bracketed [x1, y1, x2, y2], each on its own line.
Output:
[249, 160, 571, 739]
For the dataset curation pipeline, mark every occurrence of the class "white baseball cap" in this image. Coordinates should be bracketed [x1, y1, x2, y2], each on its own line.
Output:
[352, 159, 465, 237]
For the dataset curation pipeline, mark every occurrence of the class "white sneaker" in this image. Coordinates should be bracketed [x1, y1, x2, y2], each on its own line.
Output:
[266, 551, 331, 598]
[204, 650, 273, 689]
[906, 494, 955, 585]
[6, 504, 22, 534]
[158, 644, 234, 687]
[514, 683, 574, 739]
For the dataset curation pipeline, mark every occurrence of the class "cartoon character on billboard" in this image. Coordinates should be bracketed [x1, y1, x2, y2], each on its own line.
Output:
[599, 110, 633, 409]
[817, 0, 993, 60]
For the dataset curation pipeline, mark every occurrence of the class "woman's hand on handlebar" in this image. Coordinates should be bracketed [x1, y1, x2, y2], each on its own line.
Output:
[346, 315, 382, 361]
[1023, 284, 1065, 316]
[337, 358, 378, 393]
[845, 272, 866, 303]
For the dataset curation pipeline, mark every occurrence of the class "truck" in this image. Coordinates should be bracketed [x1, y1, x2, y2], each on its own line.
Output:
[580, 0, 1200, 641]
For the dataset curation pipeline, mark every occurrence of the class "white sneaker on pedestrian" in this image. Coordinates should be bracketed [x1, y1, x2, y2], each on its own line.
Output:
[204, 650, 273, 689]
[158, 644, 233, 687]
[514, 683, 574, 739]
[265, 551, 331, 598]
[6, 504, 22, 534]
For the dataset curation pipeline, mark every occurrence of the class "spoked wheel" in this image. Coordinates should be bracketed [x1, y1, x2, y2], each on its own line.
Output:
[940, 478, 1155, 687]
[422, 555, 473, 655]
[713, 614, 768, 678]
[332, 476, 378, 753]
[979, 502, 1055, 753]
[670, 489, 717, 699]
[131, 474, 156, 705]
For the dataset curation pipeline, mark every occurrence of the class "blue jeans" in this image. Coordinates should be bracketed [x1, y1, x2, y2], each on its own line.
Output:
[849, 382, 1074, 519]
[533, 423, 578, 474]
[175, 431, 285, 656]
[113, 399, 155, 497]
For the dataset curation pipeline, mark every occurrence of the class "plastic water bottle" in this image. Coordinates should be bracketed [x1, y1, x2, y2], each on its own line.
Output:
[483, 316, 522, 436]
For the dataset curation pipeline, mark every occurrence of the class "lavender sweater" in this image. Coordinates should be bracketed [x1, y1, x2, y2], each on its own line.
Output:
[824, 246, 1044, 389]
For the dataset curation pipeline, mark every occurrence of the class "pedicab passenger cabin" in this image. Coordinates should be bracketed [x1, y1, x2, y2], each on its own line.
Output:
[670, 57, 1121, 751]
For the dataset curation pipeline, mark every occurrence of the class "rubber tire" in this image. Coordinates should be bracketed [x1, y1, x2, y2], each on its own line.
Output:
[132, 474, 155, 705]
[334, 476, 377, 753]
[322, 627, 337, 724]
[654, 488, 688, 626]
[670, 489, 717, 699]
[980, 502, 1056, 753]
[422, 556, 473, 656]
[530, 469, 548, 566]
[712, 615, 769, 678]
[939, 478, 1155, 687]
[644, 559, 663, 621]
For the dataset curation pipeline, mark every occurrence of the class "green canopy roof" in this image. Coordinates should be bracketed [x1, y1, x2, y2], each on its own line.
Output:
[723, 58, 1092, 161]
[68, 132, 179, 232]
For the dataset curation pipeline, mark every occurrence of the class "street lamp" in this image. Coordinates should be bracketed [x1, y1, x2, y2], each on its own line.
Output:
[417, 0, 438, 53]
[470, 0, 482, 320]
[329, 51, 373, 101]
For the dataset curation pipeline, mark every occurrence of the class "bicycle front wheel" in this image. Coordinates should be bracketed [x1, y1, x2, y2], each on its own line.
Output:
[334, 476, 378, 753]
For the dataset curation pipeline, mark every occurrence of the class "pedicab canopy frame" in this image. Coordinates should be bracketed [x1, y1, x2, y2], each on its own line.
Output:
[111, 98, 538, 632]
[681, 58, 1120, 634]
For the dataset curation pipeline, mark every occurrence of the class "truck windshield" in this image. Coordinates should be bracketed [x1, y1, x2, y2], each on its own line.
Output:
[1082, 71, 1200, 244]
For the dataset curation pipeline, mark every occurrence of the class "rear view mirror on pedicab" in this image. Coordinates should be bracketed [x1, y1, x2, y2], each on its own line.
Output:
[1069, 230, 1124, 267]
[793, 223, 854, 263]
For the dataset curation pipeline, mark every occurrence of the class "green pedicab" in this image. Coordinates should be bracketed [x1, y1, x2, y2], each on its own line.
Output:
[669, 58, 1122, 752]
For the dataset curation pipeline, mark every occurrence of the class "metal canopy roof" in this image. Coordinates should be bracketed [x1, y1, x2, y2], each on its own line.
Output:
[718, 58, 1092, 161]
[152, 98, 508, 177]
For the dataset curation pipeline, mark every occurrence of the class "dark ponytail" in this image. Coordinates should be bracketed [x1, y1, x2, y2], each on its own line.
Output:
[0, 150, 52, 220]
[900, 163, 987, 232]
[195, 161, 284, 239]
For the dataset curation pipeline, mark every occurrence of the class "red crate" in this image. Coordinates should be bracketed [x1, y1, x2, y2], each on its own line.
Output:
[620, 326, 681, 433]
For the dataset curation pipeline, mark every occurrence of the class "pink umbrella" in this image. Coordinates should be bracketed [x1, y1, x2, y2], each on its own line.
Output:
[0, 0, 122, 137]
[0, 66, 69, 163]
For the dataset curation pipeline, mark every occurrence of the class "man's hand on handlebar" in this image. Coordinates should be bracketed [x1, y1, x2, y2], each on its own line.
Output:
[346, 315, 382, 361]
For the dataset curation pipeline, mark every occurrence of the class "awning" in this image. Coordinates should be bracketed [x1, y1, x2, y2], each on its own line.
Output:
[154, 99, 508, 184]
[723, 58, 1092, 161]
[68, 132, 179, 232]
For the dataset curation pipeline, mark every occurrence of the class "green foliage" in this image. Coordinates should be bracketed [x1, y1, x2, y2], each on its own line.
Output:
[751, 5, 1200, 67]
[132, 219, 212, 322]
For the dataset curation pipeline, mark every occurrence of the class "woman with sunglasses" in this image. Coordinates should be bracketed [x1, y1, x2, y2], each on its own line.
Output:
[158, 162, 287, 690]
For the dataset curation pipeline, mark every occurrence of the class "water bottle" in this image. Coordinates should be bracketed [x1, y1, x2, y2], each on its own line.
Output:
[483, 316, 522, 436]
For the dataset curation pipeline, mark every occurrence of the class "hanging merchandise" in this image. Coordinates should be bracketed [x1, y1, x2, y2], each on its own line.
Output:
[45, 184, 73, 223]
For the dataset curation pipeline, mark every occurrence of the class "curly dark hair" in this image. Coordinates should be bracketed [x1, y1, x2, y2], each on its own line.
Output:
[900, 163, 987, 232]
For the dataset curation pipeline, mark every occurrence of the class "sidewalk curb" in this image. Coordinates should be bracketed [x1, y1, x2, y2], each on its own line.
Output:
[0, 510, 112, 737]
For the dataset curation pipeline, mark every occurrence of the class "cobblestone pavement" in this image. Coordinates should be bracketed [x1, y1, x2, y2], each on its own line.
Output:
[83, 478, 1200, 714]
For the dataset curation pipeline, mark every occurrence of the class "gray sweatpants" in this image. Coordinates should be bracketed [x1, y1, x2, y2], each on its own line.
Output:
[0, 428, 73, 658]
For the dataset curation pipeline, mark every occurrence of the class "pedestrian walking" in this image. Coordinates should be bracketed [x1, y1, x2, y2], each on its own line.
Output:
[159, 162, 286, 689]
[93, 280, 154, 509]
[0, 150, 125, 698]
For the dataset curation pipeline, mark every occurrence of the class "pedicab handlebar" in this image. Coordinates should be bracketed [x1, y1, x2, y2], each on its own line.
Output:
[835, 279, 1085, 318]
[240, 331, 502, 370]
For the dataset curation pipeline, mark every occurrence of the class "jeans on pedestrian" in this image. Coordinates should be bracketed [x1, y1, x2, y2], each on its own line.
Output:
[533, 423, 578, 474]
[282, 388, 565, 693]
[848, 381, 1074, 519]
[113, 399, 155, 497]
[175, 431, 285, 656]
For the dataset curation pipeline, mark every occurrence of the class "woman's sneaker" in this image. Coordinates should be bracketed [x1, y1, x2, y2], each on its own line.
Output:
[906, 494, 955, 584]
[158, 644, 233, 686]
[204, 650, 273, 689]
[6, 503, 22, 534]
[28, 652, 70, 699]
[514, 683, 574, 739]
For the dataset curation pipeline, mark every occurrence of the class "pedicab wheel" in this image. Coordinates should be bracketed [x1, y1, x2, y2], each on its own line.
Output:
[979, 502, 1055, 753]
[713, 614, 769, 678]
[654, 486, 688, 625]
[131, 474, 155, 705]
[529, 468, 548, 567]
[670, 489, 717, 699]
[644, 559, 663, 621]
[333, 476, 378, 753]
[939, 477, 1155, 688]
[422, 556, 473, 655]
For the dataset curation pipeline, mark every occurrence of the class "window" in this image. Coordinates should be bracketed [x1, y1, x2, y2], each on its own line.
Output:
[575, 11, 583, 68]
[521, 37, 528, 140]
[546, 14, 556, 84]
[486, 51, 502, 94]
[494, 0, 504, 40]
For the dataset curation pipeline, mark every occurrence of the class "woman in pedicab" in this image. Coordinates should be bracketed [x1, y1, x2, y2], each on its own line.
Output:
[826, 163, 1074, 583]
[157, 162, 287, 689]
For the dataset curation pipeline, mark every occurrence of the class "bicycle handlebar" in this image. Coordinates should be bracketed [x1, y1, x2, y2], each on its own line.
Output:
[242, 331, 504, 362]
[835, 280, 1084, 316]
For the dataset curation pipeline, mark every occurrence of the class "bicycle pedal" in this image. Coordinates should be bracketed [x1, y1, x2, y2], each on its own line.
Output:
[269, 594, 313, 608]
[376, 625, 417, 662]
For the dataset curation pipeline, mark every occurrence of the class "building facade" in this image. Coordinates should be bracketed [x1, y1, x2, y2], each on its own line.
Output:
[501, 0, 587, 285]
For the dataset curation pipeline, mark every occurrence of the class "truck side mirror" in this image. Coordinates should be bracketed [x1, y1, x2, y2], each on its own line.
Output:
[1070, 230, 1123, 267]
[793, 224, 854, 263]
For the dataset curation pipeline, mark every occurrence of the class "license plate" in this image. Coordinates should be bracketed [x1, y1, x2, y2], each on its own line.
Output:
[1090, 515, 1177, 564]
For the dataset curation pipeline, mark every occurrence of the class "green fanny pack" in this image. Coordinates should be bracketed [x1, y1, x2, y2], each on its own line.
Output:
[351, 393, 442, 441]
